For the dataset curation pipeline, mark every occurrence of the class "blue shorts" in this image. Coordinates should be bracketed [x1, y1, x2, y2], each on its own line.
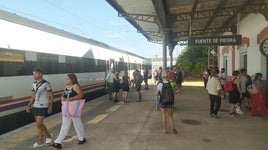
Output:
[159, 103, 173, 108]
[32, 107, 48, 116]
[136, 85, 141, 91]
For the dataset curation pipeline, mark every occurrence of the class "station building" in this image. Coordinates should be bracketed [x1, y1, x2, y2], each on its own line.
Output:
[218, 13, 268, 79]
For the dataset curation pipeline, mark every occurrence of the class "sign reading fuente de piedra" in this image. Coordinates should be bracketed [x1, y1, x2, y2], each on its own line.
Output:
[188, 35, 242, 46]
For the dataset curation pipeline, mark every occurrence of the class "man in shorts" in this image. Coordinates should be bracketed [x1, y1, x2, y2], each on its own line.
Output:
[26, 67, 54, 148]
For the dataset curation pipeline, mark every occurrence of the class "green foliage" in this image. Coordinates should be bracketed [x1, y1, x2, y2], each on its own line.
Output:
[175, 46, 208, 77]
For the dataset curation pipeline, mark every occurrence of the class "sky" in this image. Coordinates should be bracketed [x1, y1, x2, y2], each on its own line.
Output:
[0, 0, 184, 58]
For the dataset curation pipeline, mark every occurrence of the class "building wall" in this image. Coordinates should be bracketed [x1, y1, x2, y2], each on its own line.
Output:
[218, 13, 268, 79]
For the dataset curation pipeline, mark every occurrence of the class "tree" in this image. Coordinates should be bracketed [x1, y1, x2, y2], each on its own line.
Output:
[175, 46, 208, 77]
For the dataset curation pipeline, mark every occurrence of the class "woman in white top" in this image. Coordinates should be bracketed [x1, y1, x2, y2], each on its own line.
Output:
[155, 71, 177, 134]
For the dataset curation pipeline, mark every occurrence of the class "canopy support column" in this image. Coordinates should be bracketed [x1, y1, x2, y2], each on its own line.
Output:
[162, 34, 167, 71]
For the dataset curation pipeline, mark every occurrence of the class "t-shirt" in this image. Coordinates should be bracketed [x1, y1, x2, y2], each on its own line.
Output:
[31, 80, 52, 108]
[239, 75, 247, 93]
[157, 80, 169, 93]
[168, 71, 176, 81]
[206, 77, 222, 95]
[106, 72, 114, 83]
[219, 72, 227, 85]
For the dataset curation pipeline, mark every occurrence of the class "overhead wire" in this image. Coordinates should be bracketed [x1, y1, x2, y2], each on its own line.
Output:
[42, 0, 107, 31]
[0, 4, 92, 37]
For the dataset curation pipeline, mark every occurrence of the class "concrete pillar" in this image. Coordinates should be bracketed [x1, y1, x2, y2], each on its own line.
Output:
[163, 34, 167, 71]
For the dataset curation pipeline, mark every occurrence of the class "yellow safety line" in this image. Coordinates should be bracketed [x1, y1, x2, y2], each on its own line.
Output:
[0, 98, 107, 149]
[87, 114, 108, 124]
[105, 105, 122, 113]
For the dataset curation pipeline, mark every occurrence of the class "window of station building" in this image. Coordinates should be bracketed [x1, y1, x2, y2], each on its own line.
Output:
[0, 49, 25, 76]
[37, 53, 58, 74]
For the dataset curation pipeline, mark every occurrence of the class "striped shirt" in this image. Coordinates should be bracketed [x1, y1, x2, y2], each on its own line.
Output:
[31, 80, 52, 108]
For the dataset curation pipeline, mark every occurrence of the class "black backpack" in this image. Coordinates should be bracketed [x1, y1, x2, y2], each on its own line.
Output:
[159, 82, 174, 104]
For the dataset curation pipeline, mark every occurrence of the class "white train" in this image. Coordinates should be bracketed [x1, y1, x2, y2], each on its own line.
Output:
[0, 9, 151, 134]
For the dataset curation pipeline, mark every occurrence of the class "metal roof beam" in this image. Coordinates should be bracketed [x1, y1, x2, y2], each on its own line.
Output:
[151, 0, 167, 28]
[147, 39, 163, 44]
[151, 0, 177, 47]
[204, 0, 229, 30]
[175, 26, 232, 37]
[137, 30, 162, 37]
[174, 7, 241, 21]
[118, 13, 156, 23]
[189, 0, 199, 36]
[222, 0, 255, 28]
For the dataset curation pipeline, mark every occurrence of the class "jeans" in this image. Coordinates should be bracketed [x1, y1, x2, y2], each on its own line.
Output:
[209, 94, 221, 115]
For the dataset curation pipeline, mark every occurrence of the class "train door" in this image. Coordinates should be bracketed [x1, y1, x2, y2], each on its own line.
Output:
[108, 59, 115, 72]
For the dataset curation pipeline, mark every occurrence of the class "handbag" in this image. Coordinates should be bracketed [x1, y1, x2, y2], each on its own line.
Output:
[61, 99, 85, 117]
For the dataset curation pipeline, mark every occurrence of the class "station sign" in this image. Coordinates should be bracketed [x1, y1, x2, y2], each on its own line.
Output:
[188, 35, 242, 46]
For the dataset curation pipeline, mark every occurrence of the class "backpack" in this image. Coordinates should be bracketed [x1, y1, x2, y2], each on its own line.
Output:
[247, 84, 258, 95]
[224, 81, 234, 92]
[159, 82, 174, 104]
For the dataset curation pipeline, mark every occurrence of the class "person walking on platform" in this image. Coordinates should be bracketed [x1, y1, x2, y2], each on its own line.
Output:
[250, 73, 268, 117]
[203, 68, 209, 88]
[26, 67, 53, 148]
[121, 71, 131, 103]
[156, 71, 177, 134]
[52, 73, 86, 149]
[136, 70, 143, 102]
[143, 69, 149, 90]
[206, 70, 222, 118]
[219, 68, 227, 98]
[229, 70, 244, 117]
[239, 68, 252, 110]
[175, 68, 183, 92]
[131, 69, 138, 88]
[106, 70, 114, 100]
[112, 72, 121, 103]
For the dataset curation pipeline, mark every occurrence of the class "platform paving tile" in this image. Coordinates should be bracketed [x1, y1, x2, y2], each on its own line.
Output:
[0, 81, 268, 150]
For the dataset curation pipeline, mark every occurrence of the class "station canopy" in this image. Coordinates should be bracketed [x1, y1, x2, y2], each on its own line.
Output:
[106, 0, 268, 48]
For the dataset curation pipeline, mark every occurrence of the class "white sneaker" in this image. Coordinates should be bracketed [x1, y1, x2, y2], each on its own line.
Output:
[45, 138, 52, 144]
[45, 133, 53, 145]
[235, 107, 244, 115]
[32, 142, 45, 148]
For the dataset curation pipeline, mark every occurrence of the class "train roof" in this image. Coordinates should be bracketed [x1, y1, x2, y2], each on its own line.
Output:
[0, 9, 147, 60]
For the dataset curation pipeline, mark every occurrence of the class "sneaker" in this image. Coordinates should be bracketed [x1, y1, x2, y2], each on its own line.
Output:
[51, 143, 62, 149]
[235, 107, 244, 115]
[45, 138, 52, 144]
[230, 113, 237, 118]
[32, 142, 45, 148]
[45, 133, 53, 145]
[78, 138, 86, 145]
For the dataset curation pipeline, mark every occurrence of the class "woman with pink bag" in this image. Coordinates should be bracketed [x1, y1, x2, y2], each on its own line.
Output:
[52, 73, 86, 149]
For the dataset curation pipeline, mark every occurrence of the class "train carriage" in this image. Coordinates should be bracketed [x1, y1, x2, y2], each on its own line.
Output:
[0, 9, 151, 135]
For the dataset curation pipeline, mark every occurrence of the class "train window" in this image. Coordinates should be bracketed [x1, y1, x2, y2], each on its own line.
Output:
[117, 61, 124, 72]
[97, 59, 106, 72]
[66, 56, 79, 73]
[37, 53, 58, 74]
[0, 49, 25, 76]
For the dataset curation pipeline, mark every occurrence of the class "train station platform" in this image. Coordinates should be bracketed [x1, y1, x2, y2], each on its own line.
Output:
[0, 80, 267, 150]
